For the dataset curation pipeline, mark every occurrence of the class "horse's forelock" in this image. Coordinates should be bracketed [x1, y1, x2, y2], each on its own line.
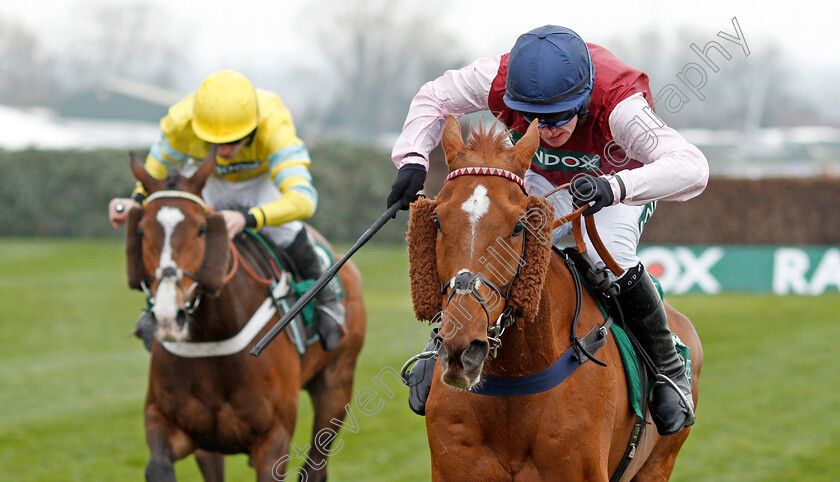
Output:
[466, 123, 510, 162]
[165, 171, 183, 190]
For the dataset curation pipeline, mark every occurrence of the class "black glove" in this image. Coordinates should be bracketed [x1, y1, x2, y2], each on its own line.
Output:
[570, 175, 614, 216]
[387, 163, 427, 211]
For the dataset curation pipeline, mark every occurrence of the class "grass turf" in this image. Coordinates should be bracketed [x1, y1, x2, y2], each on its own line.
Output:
[0, 238, 838, 481]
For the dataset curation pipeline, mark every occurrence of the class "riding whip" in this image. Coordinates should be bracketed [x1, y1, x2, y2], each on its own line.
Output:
[250, 202, 402, 356]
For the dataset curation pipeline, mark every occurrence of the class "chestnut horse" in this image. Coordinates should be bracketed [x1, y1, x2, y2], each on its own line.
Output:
[407, 117, 701, 481]
[126, 151, 366, 481]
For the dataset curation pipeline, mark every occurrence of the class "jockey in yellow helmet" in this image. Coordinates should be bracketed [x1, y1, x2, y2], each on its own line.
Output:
[109, 70, 345, 351]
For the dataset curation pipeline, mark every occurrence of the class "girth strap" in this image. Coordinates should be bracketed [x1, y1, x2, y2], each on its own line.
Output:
[564, 254, 612, 366]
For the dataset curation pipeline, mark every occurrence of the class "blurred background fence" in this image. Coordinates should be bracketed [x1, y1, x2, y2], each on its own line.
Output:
[0, 143, 408, 243]
[3, 150, 839, 243]
[3, 147, 838, 297]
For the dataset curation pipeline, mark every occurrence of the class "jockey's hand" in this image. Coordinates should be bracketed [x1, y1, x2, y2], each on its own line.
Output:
[220, 210, 246, 241]
[387, 163, 427, 214]
[570, 175, 614, 216]
[109, 198, 140, 228]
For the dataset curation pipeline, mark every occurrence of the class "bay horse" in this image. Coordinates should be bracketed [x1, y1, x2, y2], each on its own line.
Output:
[406, 116, 702, 481]
[125, 150, 366, 481]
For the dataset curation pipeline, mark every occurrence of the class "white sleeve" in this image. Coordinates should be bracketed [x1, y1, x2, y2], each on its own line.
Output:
[606, 93, 709, 205]
[391, 54, 501, 169]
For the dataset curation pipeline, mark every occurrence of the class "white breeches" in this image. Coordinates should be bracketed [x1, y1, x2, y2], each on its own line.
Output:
[203, 173, 303, 248]
[525, 170, 653, 280]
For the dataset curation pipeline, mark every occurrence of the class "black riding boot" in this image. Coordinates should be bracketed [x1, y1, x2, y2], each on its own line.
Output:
[617, 263, 695, 435]
[406, 328, 439, 416]
[285, 229, 345, 351]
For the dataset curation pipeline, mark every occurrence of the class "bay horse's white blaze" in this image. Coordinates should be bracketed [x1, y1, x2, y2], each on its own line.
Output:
[460, 184, 490, 256]
[153, 206, 188, 341]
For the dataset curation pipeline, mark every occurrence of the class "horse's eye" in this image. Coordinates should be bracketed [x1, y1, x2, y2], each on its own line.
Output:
[198, 224, 207, 237]
[433, 216, 441, 230]
[136, 226, 144, 238]
[513, 222, 525, 236]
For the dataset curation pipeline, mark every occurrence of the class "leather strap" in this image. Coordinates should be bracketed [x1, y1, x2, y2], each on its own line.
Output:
[585, 215, 625, 277]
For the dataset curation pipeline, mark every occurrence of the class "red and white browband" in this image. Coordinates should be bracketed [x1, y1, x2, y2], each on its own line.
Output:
[444, 167, 527, 193]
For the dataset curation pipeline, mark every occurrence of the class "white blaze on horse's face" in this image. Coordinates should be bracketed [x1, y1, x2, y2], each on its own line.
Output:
[460, 184, 490, 256]
[153, 206, 189, 341]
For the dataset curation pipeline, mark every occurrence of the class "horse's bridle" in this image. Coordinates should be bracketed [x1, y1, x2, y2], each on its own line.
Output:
[141, 190, 217, 315]
[439, 167, 530, 358]
[401, 168, 530, 381]
[440, 267, 520, 359]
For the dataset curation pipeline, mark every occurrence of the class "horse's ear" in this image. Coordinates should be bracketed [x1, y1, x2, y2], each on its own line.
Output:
[184, 146, 218, 195]
[507, 196, 553, 324]
[197, 212, 230, 297]
[125, 206, 149, 290]
[407, 197, 442, 322]
[441, 115, 466, 170]
[130, 152, 164, 193]
[508, 119, 540, 175]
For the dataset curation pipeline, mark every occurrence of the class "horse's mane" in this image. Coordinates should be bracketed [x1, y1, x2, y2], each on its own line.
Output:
[233, 234, 278, 280]
[465, 122, 511, 160]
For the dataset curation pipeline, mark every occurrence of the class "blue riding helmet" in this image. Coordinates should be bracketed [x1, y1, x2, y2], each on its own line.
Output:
[504, 25, 594, 114]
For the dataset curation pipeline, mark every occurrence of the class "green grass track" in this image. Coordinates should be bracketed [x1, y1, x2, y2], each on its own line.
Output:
[0, 238, 838, 481]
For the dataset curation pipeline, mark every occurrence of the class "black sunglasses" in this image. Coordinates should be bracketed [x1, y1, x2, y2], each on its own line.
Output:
[519, 106, 580, 128]
[219, 129, 257, 146]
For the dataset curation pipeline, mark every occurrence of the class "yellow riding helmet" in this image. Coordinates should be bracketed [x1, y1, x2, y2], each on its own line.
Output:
[192, 70, 259, 144]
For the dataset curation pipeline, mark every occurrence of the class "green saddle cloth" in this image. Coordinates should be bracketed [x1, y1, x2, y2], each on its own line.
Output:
[580, 271, 691, 419]
[243, 229, 344, 327]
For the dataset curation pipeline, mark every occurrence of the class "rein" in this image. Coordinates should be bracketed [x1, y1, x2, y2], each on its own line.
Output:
[230, 242, 274, 286]
[547, 183, 625, 278]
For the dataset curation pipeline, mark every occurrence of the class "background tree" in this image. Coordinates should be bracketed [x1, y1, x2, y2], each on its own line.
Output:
[57, 2, 187, 92]
[0, 18, 57, 106]
[606, 28, 824, 130]
[301, 0, 468, 140]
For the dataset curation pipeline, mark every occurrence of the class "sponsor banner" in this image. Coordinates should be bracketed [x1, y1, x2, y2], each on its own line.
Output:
[639, 245, 840, 295]
[510, 131, 601, 171]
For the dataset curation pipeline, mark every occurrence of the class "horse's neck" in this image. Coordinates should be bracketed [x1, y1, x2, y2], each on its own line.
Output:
[189, 250, 268, 342]
[484, 255, 574, 377]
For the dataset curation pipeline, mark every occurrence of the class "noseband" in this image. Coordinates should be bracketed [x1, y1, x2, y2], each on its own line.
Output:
[441, 269, 518, 358]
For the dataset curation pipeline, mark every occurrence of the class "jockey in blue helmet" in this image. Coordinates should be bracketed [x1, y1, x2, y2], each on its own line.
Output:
[389, 25, 707, 436]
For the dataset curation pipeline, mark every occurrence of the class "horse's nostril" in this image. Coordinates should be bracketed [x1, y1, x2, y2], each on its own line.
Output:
[176, 309, 188, 329]
[462, 339, 489, 365]
[438, 344, 449, 366]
